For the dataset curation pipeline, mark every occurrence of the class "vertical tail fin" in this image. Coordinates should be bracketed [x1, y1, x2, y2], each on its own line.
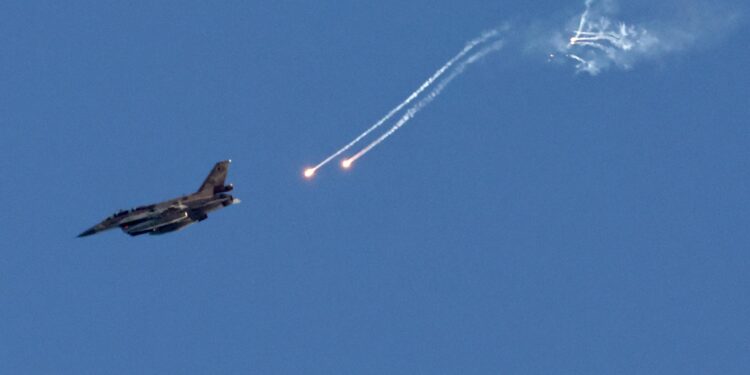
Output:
[197, 160, 231, 195]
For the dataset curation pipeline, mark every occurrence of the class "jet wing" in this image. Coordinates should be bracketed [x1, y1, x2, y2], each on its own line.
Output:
[123, 207, 189, 235]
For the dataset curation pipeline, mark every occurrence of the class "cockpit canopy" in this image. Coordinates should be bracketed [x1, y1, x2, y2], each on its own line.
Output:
[107, 209, 129, 219]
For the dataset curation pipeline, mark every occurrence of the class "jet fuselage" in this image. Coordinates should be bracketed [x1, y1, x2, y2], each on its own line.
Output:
[78, 160, 239, 237]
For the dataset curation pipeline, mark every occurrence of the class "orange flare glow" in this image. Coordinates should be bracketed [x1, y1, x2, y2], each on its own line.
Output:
[304, 168, 316, 179]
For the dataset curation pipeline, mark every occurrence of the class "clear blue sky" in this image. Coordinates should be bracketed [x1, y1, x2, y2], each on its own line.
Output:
[2, 1, 749, 373]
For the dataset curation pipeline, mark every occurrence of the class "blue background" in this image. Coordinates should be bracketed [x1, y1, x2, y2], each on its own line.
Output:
[1, 1, 748, 373]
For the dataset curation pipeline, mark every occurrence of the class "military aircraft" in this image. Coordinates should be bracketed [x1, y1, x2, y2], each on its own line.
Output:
[78, 160, 239, 237]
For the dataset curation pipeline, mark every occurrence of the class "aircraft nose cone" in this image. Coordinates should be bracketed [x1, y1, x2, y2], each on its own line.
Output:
[77, 228, 97, 238]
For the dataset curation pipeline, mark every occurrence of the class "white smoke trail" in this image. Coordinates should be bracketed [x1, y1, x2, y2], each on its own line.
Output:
[573, 0, 595, 40]
[304, 1, 740, 178]
[563, 0, 659, 74]
[346, 40, 505, 165]
[305, 29, 501, 176]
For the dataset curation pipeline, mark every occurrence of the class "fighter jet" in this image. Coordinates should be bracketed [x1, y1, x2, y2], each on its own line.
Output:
[78, 160, 239, 237]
